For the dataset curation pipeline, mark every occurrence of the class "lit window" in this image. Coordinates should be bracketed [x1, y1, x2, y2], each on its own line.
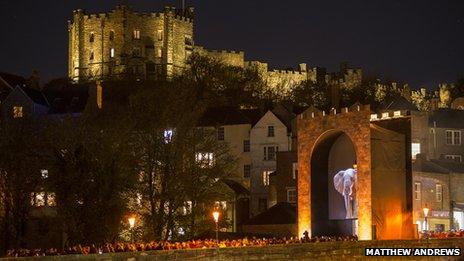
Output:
[393, 110, 401, 117]
[243, 164, 251, 178]
[182, 201, 192, 215]
[47, 193, 56, 207]
[13, 106, 23, 118]
[436, 184, 442, 202]
[133, 29, 140, 39]
[263, 146, 278, 161]
[382, 112, 389, 119]
[262, 171, 272, 186]
[446, 130, 461, 145]
[215, 201, 227, 210]
[287, 188, 297, 203]
[156, 48, 162, 58]
[110, 48, 115, 58]
[414, 182, 421, 200]
[157, 30, 163, 41]
[292, 162, 298, 179]
[370, 114, 378, 120]
[89, 32, 94, 43]
[267, 125, 275, 137]
[445, 155, 462, 162]
[185, 50, 192, 60]
[411, 143, 420, 159]
[164, 129, 174, 143]
[109, 30, 114, 41]
[41, 169, 48, 179]
[195, 152, 214, 168]
[31, 192, 46, 207]
[217, 127, 224, 141]
[243, 140, 250, 152]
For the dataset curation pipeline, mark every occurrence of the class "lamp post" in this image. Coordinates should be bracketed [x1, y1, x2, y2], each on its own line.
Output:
[212, 210, 220, 246]
[128, 216, 136, 243]
[423, 206, 429, 240]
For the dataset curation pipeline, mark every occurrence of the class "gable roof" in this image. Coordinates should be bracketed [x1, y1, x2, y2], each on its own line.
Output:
[20, 86, 49, 107]
[198, 106, 262, 127]
[428, 109, 464, 129]
[381, 96, 418, 111]
[243, 202, 296, 225]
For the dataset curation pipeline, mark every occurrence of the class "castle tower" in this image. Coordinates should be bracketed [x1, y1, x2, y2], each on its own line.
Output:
[68, 5, 194, 82]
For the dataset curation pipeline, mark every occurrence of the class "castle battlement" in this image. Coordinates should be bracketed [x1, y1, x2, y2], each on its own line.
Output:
[209, 49, 245, 55]
[299, 103, 370, 120]
[271, 69, 305, 75]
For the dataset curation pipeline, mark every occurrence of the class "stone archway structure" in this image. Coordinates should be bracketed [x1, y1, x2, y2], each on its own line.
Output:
[297, 104, 414, 240]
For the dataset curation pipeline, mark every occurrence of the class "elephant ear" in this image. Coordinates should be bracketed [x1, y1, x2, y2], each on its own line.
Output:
[333, 171, 345, 194]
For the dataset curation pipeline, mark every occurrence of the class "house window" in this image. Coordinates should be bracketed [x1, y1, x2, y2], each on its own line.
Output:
[110, 48, 115, 58]
[195, 152, 214, 168]
[414, 182, 421, 200]
[133, 29, 141, 39]
[292, 162, 298, 179]
[157, 30, 163, 41]
[164, 129, 174, 143]
[264, 146, 278, 161]
[287, 188, 297, 203]
[446, 130, 461, 145]
[109, 30, 114, 41]
[217, 127, 224, 141]
[411, 143, 420, 159]
[89, 32, 94, 43]
[47, 193, 56, 207]
[243, 140, 250, 152]
[31, 192, 45, 207]
[381, 112, 389, 119]
[13, 106, 23, 118]
[262, 171, 272, 186]
[267, 125, 275, 137]
[393, 110, 401, 117]
[436, 184, 442, 202]
[244, 164, 251, 178]
[132, 47, 141, 57]
[445, 154, 462, 162]
[258, 198, 267, 212]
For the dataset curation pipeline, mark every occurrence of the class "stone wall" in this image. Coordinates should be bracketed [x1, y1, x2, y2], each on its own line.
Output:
[3, 239, 463, 260]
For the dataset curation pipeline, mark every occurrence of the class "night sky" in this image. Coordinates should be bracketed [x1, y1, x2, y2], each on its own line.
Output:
[0, 0, 463, 88]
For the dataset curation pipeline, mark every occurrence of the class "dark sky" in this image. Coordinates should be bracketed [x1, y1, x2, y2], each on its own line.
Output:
[0, 0, 463, 88]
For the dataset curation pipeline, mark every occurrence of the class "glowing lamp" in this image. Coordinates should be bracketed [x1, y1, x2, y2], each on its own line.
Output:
[423, 207, 429, 217]
[213, 210, 220, 223]
[128, 217, 136, 229]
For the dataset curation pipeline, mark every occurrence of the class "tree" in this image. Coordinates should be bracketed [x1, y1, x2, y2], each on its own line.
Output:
[44, 109, 136, 246]
[0, 119, 45, 254]
[290, 80, 330, 110]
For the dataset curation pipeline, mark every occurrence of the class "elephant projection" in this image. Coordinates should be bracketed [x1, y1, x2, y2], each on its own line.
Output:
[333, 167, 357, 219]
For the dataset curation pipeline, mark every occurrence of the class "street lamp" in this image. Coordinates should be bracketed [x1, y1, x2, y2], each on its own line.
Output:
[423, 206, 429, 239]
[128, 216, 136, 243]
[212, 210, 220, 246]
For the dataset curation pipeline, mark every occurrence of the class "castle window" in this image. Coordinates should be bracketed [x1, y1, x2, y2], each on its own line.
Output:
[89, 32, 94, 43]
[185, 35, 193, 46]
[185, 50, 192, 61]
[13, 106, 23, 118]
[157, 30, 163, 41]
[156, 48, 162, 58]
[110, 48, 115, 58]
[109, 31, 114, 41]
[133, 29, 140, 40]
[90, 51, 94, 61]
[244, 164, 251, 178]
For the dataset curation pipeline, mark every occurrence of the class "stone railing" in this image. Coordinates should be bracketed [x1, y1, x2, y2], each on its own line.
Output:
[2, 238, 463, 260]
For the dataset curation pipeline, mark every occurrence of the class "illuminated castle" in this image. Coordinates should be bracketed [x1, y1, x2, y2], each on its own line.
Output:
[68, 4, 362, 92]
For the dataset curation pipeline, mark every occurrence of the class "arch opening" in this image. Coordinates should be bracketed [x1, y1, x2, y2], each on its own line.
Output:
[310, 130, 357, 237]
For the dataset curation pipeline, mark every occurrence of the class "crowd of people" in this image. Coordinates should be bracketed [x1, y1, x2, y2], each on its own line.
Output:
[5, 234, 358, 257]
[420, 229, 464, 239]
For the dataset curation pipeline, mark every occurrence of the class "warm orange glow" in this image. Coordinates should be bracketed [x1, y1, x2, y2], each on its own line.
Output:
[423, 207, 429, 217]
[212, 211, 220, 223]
[128, 217, 136, 229]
